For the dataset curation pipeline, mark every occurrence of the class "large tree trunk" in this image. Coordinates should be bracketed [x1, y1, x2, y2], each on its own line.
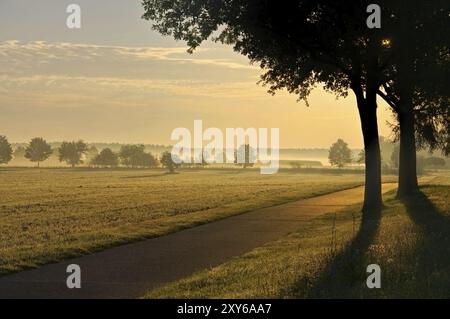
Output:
[396, 7, 419, 198]
[397, 107, 419, 198]
[359, 99, 383, 214]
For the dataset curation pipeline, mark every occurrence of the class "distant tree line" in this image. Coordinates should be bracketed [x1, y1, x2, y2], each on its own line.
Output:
[327, 138, 447, 174]
[0, 136, 179, 172]
[1, 135, 447, 174]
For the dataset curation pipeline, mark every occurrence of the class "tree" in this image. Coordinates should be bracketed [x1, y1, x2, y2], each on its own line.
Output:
[119, 144, 158, 168]
[91, 148, 119, 167]
[142, 0, 387, 212]
[160, 151, 178, 173]
[375, 1, 449, 197]
[142, 0, 449, 213]
[0, 136, 13, 165]
[130, 151, 158, 168]
[119, 144, 144, 167]
[234, 144, 256, 168]
[328, 139, 352, 168]
[24, 137, 52, 167]
[58, 140, 88, 167]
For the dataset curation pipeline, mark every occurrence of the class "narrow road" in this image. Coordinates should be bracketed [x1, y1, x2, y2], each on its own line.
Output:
[0, 183, 398, 299]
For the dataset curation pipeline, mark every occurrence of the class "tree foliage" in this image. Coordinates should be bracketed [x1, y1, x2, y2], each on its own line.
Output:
[119, 144, 158, 168]
[58, 140, 88, 167]
[91, 148, 119, 167]
[142, 0, 449, 209]
[160, 151, 178, 173]
[0, 135, 13, 165]
[25, 137, 53, 167]
[328, 139, 352, 168]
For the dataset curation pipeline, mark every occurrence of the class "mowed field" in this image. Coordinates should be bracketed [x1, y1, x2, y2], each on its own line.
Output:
[0, 167, 382, 275]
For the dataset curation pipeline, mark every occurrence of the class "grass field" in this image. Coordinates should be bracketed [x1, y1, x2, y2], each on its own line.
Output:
[0, 167, 382, 275]
[144, 176, 450, 299]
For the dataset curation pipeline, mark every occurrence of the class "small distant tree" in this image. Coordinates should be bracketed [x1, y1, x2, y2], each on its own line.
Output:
[119, 144, 158, 168]
[328, 139, 352, 168]
[130, 151, 158, 168]
[119, 145, 144, 167]
[390, 145, 400, 169]
[160, 151, 178, 173]
[58, 140, 88, 167]
[234, 144, 256, 169]
[13, 146, 26, 159]
[91, 148, 119, 167]
[25, 137, 53, 167]
[425, 157, 446, 168]
[0, 136, 13, 165]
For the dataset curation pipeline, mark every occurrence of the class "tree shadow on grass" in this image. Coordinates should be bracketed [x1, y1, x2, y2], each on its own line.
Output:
[295, 186, 450, 298]
[401, 187, 450, 297]
[296, 209, 382, 298]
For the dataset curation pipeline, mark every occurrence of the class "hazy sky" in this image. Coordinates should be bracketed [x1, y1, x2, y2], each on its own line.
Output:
[0, 0, 394, 148]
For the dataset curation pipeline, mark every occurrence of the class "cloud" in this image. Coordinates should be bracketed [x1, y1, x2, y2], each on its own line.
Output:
[0, 73, 265, 97]
[0, 40, 267, 107]
[0, 73, 271, 109]
[0, 40, 258, 72]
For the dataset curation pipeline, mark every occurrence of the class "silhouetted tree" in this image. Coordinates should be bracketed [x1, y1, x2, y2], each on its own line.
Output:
[25, 137, 52, 167]
[160, 151, 178, 173]
[328, 139, 352, 168]
[58, 140, 88, 168]
[119, 145, 143, 167]
[119, 144, 158, 168]
[375, 1, 449, 197]
[143, 0, 449, 212]
[0, 136, 13, 165]
[91, 148, 119, 167]
[130, 151, 158, 168]
[142, 0, 386, 212]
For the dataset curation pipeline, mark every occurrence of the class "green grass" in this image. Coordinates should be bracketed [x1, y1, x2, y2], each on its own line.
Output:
[144, 181, 450, 299]
[0, 167, 376, 275]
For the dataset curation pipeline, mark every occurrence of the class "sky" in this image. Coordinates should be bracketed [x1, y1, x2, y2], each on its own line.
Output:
[0, 0, 395, 148]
